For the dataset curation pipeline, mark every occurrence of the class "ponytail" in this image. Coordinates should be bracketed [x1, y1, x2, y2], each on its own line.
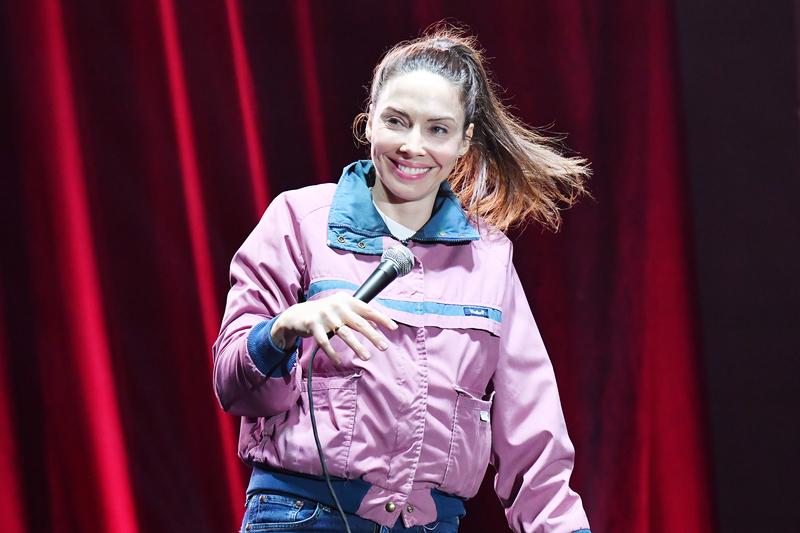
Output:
[355, 25, 589, 233]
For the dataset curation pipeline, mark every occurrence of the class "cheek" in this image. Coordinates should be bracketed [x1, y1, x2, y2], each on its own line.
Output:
[370, 136, 392, 168]
[433, 140, 464, 163]
[370, 130, 396, 155]
[370, 140, 384, 162]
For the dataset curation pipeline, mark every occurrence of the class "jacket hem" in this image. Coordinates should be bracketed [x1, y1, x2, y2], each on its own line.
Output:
[247, 465, 466, 521]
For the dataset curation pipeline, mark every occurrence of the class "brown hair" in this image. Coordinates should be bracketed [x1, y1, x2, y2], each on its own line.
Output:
[354, 25, 590, 233]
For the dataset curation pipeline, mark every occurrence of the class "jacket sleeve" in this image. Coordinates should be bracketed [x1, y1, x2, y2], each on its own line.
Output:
[491, 246, 591, 533]
[212, 193, 306, 418]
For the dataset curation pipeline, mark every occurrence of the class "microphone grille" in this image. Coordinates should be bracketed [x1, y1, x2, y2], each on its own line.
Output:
[382, 245, 415, 277]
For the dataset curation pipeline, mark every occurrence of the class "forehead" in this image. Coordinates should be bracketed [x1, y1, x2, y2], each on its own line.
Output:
[376, 70, 464, 120]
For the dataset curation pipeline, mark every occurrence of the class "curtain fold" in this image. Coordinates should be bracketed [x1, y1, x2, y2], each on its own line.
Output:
[223, 0, 270, 214]
[0, 1, 714, 532]
[13, 1, 139, 531]
[0, 285, 25, 533]
[154, 0, 244, 517]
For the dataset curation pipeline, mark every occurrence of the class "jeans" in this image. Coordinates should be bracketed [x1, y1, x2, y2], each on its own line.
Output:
[240, 492, 460, 532]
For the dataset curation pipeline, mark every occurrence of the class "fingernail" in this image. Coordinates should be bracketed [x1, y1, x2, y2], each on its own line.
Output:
[361, 350, 371, 360]
[390, 321, 398, 330]
[379, 341, 388, 350]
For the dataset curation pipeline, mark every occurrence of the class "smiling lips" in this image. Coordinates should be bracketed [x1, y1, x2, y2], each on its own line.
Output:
[391, 159, 433, 179]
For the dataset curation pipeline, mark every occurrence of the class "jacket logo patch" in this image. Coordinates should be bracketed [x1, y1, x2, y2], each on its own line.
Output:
[463, 306, 489, 318]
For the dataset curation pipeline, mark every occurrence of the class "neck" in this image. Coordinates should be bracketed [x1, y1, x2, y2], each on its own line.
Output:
[371, 181, 435, 231]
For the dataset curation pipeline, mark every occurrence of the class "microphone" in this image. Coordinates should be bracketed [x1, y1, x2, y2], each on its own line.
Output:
[352, 245, 415, 303]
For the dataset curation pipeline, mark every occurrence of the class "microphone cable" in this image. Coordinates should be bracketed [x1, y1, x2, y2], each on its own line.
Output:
[304, 245, 415, 533]
[307, 343, 352, 533]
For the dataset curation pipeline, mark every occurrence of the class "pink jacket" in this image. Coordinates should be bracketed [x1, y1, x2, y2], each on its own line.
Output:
[213, 161, 590, 532]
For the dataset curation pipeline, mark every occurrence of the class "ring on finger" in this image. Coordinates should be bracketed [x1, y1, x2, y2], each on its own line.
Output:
[333, 322, 347, 335]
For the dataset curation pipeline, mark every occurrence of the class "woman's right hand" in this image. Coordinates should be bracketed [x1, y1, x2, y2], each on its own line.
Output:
[270, 292, 398, 365]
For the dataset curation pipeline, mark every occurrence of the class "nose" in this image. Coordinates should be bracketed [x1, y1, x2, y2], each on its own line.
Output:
[399, 125, 425, 156]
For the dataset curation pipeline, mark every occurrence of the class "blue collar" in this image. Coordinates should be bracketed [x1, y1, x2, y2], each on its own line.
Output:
[327, 160, 480, 255]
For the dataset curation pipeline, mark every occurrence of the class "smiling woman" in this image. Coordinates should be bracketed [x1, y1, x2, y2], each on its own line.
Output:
[213, 26, 592, 533]
[368, 70, 474, 231]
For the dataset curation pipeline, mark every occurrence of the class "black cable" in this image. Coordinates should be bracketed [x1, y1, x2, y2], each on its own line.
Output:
[307, 343, 352, 533]
[304, 246, 414, 532]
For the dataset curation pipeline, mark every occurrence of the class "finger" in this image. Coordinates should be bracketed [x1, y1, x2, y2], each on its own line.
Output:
[330, 293, 397, 331]
[341, 312, 390, 352]
[334, 324, 372, 361]
[348, 300, 398, 331]
[310, 324, 341, 365]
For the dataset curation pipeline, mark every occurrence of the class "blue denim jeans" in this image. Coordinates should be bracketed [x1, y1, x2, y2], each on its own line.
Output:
[240, 492, 460, 532]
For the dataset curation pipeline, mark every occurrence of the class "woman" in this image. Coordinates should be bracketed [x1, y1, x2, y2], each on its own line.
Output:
[214, 27, 591, 533]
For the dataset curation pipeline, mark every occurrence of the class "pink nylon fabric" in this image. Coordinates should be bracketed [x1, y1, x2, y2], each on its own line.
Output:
[213, 181, 589, 531]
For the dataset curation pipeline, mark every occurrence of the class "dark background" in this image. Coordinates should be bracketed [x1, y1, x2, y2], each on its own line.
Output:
[676, 1, 800, 531]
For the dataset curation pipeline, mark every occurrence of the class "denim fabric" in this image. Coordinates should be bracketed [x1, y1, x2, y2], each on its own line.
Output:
[241, 492, 459, 533]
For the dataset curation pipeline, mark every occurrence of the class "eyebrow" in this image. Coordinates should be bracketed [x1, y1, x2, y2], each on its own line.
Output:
[383, 107, 458, 123]
[427, 116, 458, 123]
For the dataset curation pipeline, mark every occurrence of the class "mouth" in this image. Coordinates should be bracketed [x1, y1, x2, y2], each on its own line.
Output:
[390, 159, 433, 179]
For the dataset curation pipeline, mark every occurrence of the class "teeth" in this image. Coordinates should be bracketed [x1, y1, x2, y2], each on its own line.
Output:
[397, 164, 431, 175]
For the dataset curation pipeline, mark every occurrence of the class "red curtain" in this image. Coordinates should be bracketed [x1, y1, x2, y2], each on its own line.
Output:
[0, 1, 714, 532]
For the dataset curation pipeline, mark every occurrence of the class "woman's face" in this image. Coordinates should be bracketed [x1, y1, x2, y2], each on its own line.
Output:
[367, 70, 473, 225]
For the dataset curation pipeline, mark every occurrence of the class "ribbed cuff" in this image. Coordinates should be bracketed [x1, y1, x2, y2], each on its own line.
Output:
[246, 317, 299, 378]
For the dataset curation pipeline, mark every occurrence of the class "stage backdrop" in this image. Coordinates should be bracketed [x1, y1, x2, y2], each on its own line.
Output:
[0, 1, 714, 532]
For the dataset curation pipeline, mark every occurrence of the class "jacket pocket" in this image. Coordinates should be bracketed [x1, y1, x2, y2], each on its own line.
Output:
[270, 371, 361, 478]
[440, 386, 494, 497]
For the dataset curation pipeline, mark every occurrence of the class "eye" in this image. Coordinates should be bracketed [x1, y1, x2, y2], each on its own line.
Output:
[384, 116, 405, 128]
[430, 125, 449, 135]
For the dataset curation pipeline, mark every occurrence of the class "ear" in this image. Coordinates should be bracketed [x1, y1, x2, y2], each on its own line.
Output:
[458, 123, 474, 157]
[364, 104, 374, 139]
